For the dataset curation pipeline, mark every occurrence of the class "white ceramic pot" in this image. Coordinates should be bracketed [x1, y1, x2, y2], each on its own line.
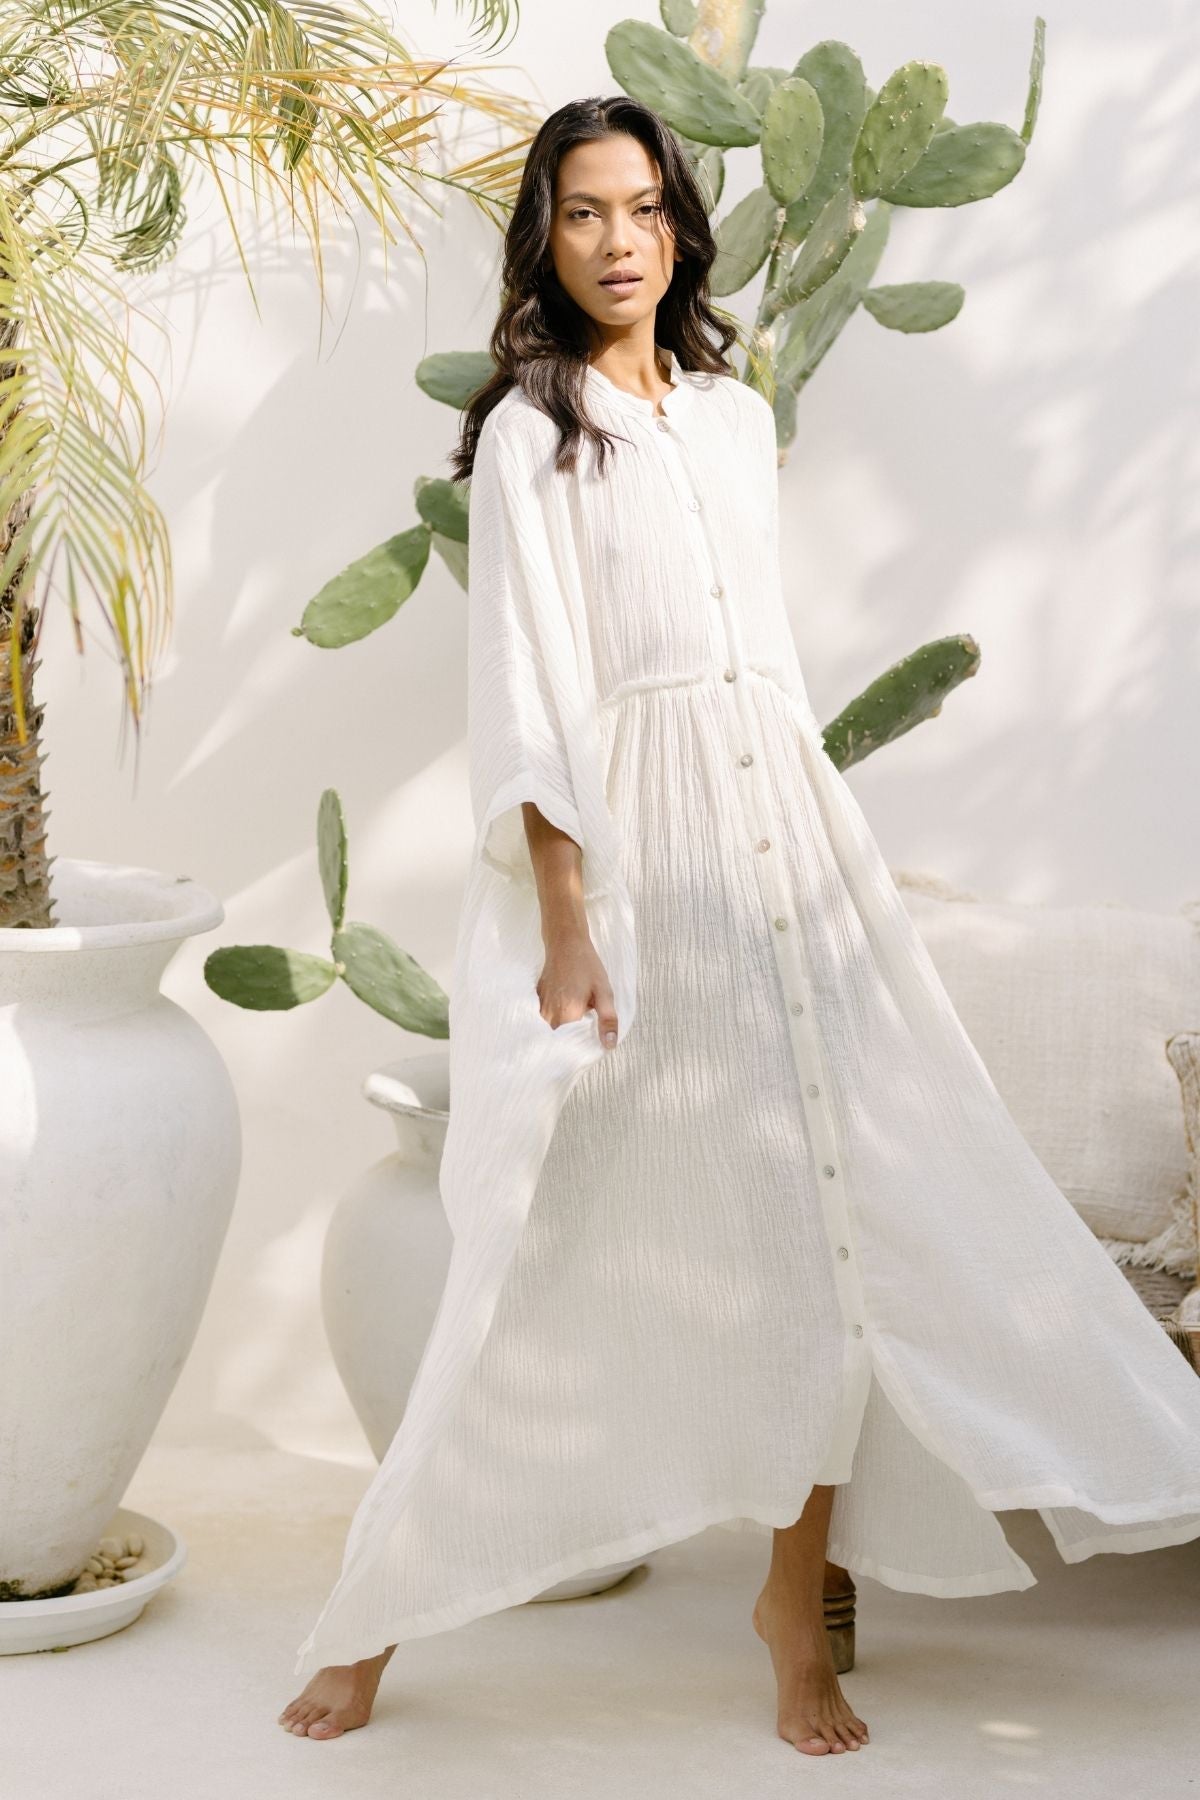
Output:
[321, 1052, 453, 1463]
[322, 1051, 644, 1601]
[0, 858, 240, 1600]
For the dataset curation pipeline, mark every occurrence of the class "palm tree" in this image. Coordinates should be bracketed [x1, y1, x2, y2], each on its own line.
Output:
[0, 0, 537, 928]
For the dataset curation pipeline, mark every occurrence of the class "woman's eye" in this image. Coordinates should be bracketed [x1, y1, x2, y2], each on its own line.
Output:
[566, 204, 660, 221]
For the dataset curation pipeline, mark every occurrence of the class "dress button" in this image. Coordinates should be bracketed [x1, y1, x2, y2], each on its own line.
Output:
[738, 752, 754, 767]
[710, 583, 724, 598]
[774, 916, 789, 931]
[806, 1083, 819, 1096]
[790, 1000, 804, 1015]
[656, 417, 670, 431]
[837, 1245, 850, 1260]
[756, 837, 770, 852]
[822, 1163, 836, 1178]
[852, 1323, 864, 1339]
[723, 668, 737, 682]
[687, 497, 701, 511]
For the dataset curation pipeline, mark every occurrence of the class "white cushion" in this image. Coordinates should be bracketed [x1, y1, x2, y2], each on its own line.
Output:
[892, 873, 1200, 1248]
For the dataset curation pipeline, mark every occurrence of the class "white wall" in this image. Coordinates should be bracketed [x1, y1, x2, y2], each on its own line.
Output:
[39, 0, 1200, 1459]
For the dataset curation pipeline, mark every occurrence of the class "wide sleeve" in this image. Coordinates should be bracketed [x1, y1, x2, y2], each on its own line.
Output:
[465, 412, 584, 887]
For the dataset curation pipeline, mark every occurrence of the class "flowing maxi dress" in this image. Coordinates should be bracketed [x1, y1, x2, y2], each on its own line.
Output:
[294, 349, 1200, 1676]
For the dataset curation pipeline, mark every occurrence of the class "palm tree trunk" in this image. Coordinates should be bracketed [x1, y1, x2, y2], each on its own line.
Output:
[0, 317, 54, 931]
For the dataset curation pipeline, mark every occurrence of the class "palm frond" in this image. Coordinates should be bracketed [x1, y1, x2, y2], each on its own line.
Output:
[0, 179, 172, 731]
[0, 0, 540, 736]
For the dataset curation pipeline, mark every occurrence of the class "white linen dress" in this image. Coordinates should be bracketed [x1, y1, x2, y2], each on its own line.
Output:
[294, 348, 1200, 1677]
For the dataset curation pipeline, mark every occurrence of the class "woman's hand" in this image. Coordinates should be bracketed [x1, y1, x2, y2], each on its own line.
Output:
[521, 800, 620, 1048]
[537, 934, 619, 1047]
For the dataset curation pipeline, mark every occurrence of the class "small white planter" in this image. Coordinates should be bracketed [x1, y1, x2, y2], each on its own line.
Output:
[0, 859, 240, 1609]
[322, 1051, 645, 1601]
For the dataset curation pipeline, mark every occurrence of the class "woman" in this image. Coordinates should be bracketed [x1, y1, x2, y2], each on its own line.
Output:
[279, 96, 1200, 1754]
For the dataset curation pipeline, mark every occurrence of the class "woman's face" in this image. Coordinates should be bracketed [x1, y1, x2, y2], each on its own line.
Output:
[548, 132, 681, 340]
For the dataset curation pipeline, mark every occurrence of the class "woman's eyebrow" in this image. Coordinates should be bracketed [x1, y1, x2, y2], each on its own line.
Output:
[558, 185, 661, 206]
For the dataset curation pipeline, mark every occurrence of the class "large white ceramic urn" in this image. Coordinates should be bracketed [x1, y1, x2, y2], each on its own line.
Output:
[0, 859, 240, 1600]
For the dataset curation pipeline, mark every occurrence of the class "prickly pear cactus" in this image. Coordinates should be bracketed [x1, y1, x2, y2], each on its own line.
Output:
[608, 3, 1044, 457]
[205, 787, 450, 1035]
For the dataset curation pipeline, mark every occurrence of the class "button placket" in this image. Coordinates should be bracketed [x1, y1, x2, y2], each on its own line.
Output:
[650, 416, 873, 1414]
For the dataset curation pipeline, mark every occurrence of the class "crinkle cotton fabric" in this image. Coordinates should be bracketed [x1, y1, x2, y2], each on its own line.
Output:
[294, 349, 1200, 1676]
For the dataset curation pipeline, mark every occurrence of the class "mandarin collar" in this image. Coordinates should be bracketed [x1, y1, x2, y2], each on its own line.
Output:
[584, 346, 695, 421]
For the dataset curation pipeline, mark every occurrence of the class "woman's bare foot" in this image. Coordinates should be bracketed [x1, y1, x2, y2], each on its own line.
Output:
[277, 1645, 396, 1739]
[752, 1581, 870, 1755]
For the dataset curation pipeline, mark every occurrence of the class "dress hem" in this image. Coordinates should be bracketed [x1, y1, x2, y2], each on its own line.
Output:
[294, 1485, 1049, 1675]
[976, 1485, 1200, 1523]
[1039, 1510, 1200, 1563]
[294, 1481, 1200, 1676]
[823, 1536, 1037, 1598]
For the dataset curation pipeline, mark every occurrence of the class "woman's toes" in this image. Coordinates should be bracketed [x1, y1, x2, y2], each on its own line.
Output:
[308, 1716, 343, 1738]
[797, 1734, 831, 1755]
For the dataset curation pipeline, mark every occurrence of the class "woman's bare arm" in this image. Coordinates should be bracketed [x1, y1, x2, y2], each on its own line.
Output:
[521, 802, 619, 1047]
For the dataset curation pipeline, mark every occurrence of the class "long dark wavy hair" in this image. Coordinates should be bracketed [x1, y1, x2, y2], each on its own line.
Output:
[449, 95, 738, 483]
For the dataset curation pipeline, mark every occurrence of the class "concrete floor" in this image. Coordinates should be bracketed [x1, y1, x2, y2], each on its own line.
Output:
[7, 1444, 1198, 1799]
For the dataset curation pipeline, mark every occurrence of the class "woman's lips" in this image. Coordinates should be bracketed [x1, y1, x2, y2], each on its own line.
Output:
[599, 273, 642, 296]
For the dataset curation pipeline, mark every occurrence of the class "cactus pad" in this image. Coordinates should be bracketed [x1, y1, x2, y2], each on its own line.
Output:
[861, 281, 964, 332]
[605, 20, 762, 147]
[295, 525, 431, 648]
[761, 76, 824, 205]
[880, 121, 1026, 207]
[1022, 17, 1045, 145]
[333, 923, 450, 1035]
[415, 476, 469, 543]
[851, 60, 949, 200]
[775, 181, 864, 315]
[317, 788, 348, 931]
[204, 945, 339, 1010]
[415, 350, 497, 410]
[710, 183, 781, 295]
[820, 635, 982, 772]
